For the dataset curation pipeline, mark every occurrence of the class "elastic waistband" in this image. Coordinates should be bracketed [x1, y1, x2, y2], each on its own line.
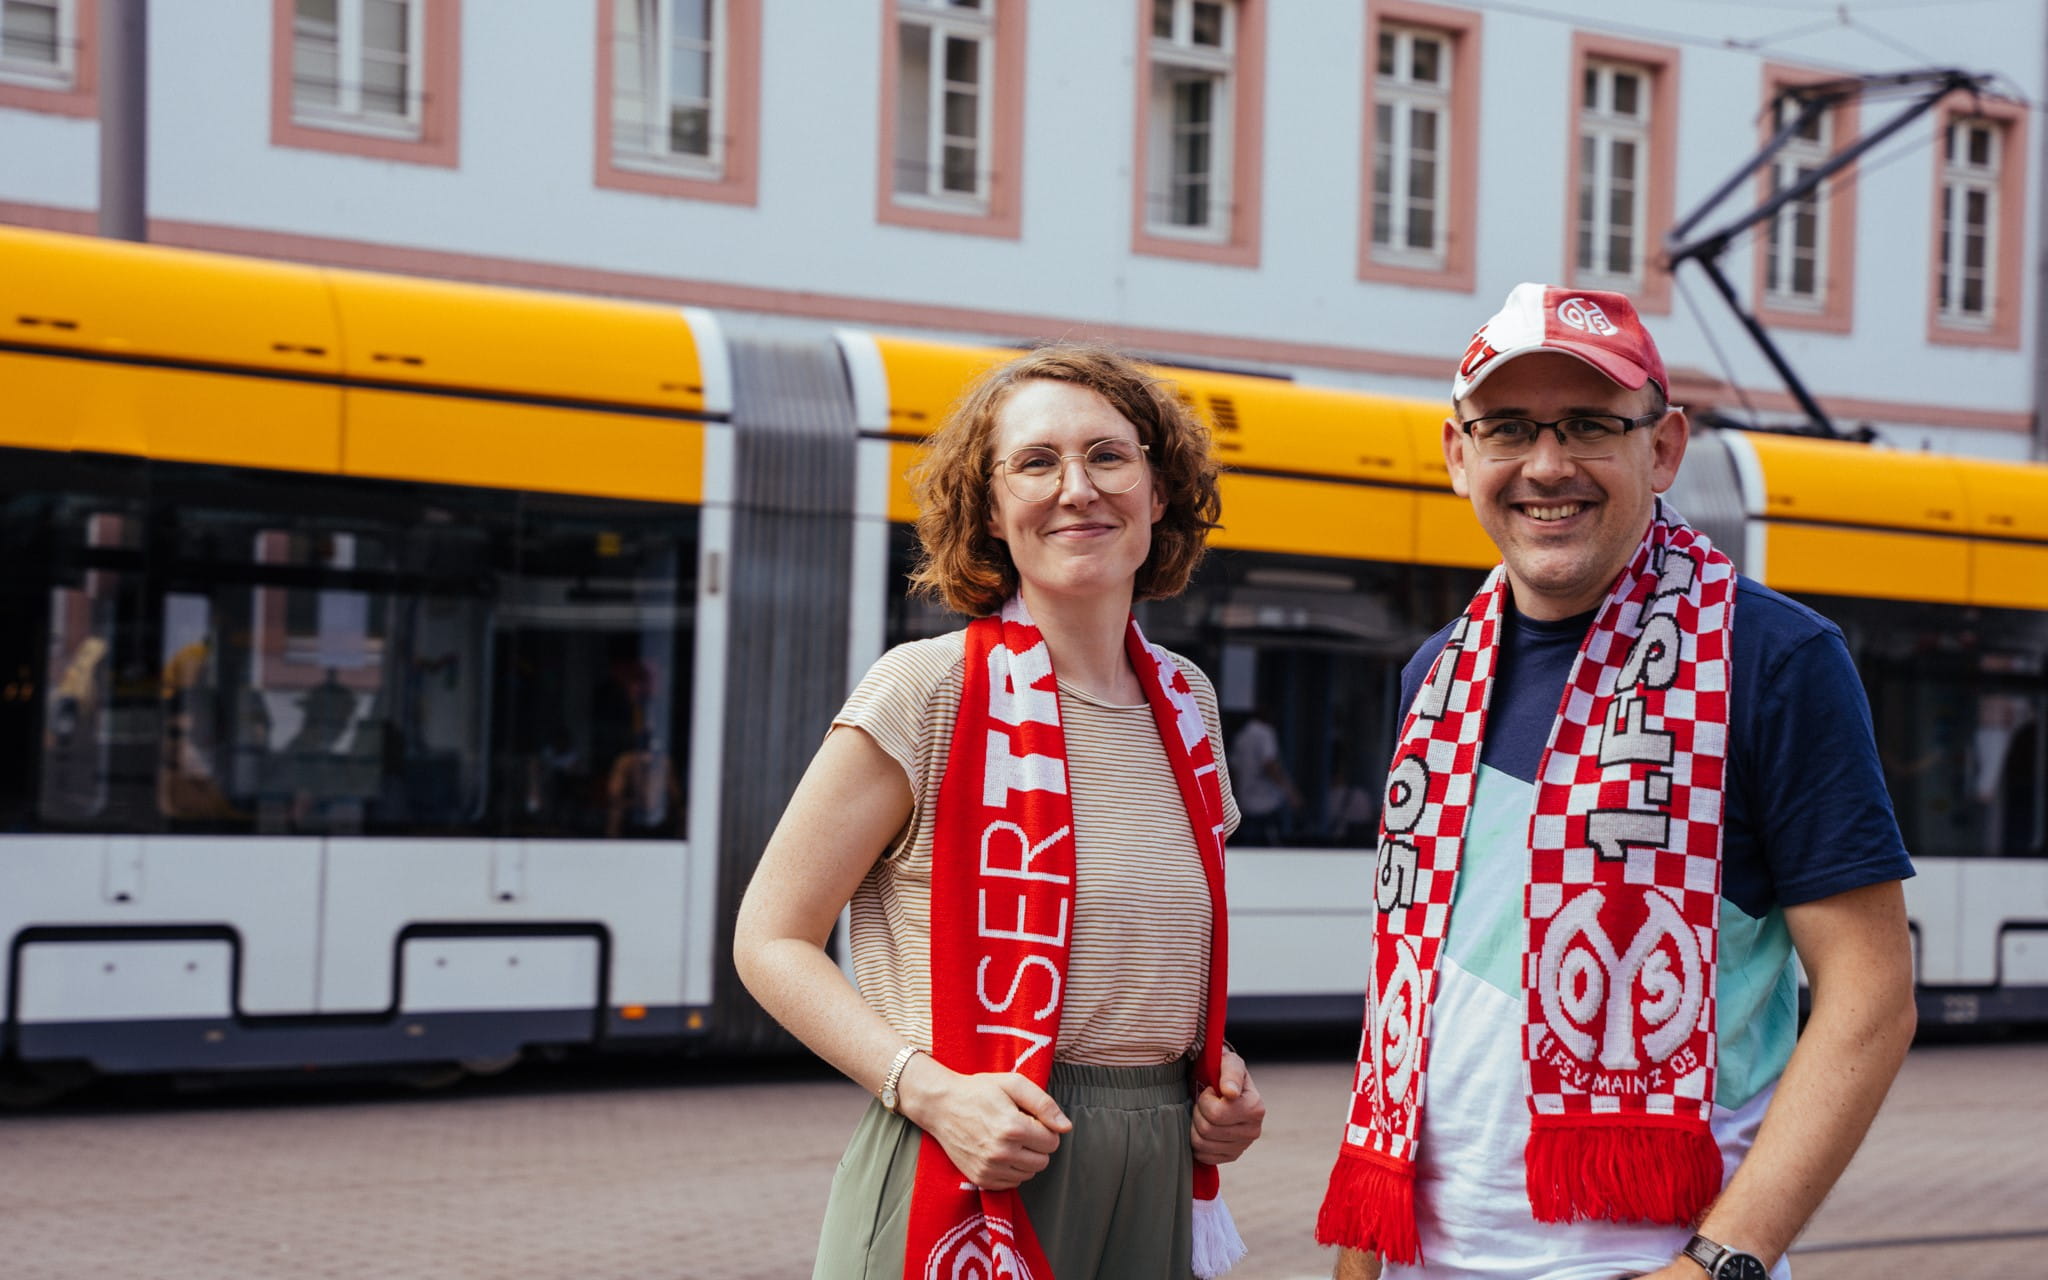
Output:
[1047, 1059, 1189, 1110]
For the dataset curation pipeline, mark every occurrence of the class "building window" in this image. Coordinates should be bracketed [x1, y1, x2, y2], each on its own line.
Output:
[1763, 95, 1829, 309]
[271, 0, 457, 167]
[1576, 59, 1651, 287]
[1145, 0, 1237, 239]
[0, 0, 68, 88]
[1358, 2, 1479, 292]
[1753, 69, 1858, 335]
[1938, 116, 2002, 327]
[611, 0, 724, 177]
[1371, 23, 1449, 268]
[292, 0, 423, 137]
[1927, 93, 2027, 349]
[892, 0, 994, 207]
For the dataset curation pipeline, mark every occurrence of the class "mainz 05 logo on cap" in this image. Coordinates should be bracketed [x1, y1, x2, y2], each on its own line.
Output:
[1557, 296, 1618, 336]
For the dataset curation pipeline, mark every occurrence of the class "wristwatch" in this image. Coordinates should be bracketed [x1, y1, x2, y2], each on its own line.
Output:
[878, 1045, 923, 1114]
[1680, 1233, 1768, 1280]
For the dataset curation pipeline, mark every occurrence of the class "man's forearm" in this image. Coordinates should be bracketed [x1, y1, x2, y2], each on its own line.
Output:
[1687, 887, 1917, 1264]
[1333, 1246, 1381, 1280]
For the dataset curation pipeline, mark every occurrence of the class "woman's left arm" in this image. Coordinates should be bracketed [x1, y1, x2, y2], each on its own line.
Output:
[1192, 1048, 1266, 1164]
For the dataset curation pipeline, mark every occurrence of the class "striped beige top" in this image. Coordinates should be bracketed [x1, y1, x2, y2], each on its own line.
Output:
[835, 630, 1241, 1066]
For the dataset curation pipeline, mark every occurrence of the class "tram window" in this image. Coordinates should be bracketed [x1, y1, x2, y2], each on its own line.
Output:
[152, 477, 503, 836]
[37, 500, 156, 829]
[884, 524, 960, 647]
[495, 501, 697, 840]
[878, 524, 1484, 848]
[1144, 551, 1478, 847]
[1810, 594, 2047, 859]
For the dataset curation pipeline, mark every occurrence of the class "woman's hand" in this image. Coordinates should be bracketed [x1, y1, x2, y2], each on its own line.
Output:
[897, 1053, 1073, 1191]
[1192, 1048, 1265, 1165]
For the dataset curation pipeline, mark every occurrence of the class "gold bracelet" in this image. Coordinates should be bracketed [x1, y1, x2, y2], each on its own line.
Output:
[879, 1045, 922, 1114]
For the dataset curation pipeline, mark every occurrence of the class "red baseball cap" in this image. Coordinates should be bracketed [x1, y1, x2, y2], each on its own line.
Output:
[1451, 283, 1668, 403]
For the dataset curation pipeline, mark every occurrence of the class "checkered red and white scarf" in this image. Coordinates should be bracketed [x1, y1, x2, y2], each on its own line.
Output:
[907, 597, 1242, 1279]
[1317, 502, 1735, 1264]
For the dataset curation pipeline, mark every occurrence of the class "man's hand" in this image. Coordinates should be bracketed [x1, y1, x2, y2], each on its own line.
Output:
[1192, 1048, 1265, 1164]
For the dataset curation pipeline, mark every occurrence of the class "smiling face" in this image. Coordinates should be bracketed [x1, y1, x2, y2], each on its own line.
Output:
[1444, 351, 1687, 619]
[985, 378, 1165, 609]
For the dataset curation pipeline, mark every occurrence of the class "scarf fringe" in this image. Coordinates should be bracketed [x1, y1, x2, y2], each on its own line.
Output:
[1191, 1193, 1246, 1278]
[1315, 1149, 1421, 1265]
[1525, 1120, 1723, 1225]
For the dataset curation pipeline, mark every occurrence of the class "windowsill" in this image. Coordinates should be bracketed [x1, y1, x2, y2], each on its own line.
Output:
[1572, 270, 1644, 292]
[1369, 246, 1448, 271]
[891, 190, 991, 216]
[1358, 248, 1473, 293]
[0, 66, 71, 90]
[290, 109, 425, 143]
[1142, 220, 1231, 246]
[612, 151, 727, 182]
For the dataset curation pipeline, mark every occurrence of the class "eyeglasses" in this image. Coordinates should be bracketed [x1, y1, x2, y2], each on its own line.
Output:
[1456, 410, 1673, 460]
[992, 439, 1151, 502]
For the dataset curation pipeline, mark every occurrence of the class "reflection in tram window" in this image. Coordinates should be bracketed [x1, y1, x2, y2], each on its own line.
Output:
[495, 502, 697, 840]
[884, 531, 1478, 849]
[1150, 551, 1482, 849]
[1813, 594, 2047, 858]
[154, 489, 498, 835]
[40, 504, 153, 828]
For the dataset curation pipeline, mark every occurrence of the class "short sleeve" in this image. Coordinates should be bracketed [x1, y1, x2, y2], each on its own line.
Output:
[1738, 626, 1914, 907]
[832, 634, 964, 813]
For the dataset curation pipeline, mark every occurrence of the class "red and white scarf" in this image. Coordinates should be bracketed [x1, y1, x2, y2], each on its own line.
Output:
[1318, 503, 1735, 1264]
[906, 596, 1243, 1279]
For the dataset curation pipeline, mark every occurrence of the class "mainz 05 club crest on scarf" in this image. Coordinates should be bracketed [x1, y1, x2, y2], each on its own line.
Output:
[908, 596, 1243, 1279]
[1318, 500, 1735, 1265]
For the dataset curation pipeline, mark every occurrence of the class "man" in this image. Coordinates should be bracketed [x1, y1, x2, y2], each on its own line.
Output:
[1318, 284, 1916, 1280]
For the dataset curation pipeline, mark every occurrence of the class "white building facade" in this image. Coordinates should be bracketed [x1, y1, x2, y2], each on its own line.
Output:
[3, 0, 2044, 457]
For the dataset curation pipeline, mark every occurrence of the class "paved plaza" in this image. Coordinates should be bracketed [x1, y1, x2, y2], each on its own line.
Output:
[0, 1038, 2042, 1279]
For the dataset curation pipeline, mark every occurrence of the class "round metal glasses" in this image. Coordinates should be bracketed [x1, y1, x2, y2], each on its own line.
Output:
[991, 439, 1151, 502]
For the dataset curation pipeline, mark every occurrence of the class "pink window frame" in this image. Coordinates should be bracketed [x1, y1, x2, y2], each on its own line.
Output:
[595, 0, 760, 206]
[269, 0, 461, 168]
[874, 0, 1024, 238]
[1565, 31, 1677, 314]
[0, 0, 96, 117]
[1130, 0, 1266, 268]
[1357, 0, 1479, 292]
[1752, 63, 1858, 335]
[1926, 91, 2029, 350]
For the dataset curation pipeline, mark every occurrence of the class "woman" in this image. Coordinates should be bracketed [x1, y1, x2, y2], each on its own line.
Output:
[734, 344, 1264, 1279]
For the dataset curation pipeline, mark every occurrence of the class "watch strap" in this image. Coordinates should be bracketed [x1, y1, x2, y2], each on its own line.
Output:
[879, 1044, 921, 1113]
[1680, 1233, 1722, 1273]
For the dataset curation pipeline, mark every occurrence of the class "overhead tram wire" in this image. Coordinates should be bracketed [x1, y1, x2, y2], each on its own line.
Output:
[1674, 272, 1766, 431]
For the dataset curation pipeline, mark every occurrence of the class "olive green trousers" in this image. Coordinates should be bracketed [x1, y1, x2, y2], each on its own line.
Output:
[813, 1059, 1195, 1279]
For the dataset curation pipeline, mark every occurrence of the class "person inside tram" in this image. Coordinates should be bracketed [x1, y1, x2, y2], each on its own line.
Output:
[605, 728, 682, 838]
[1318, 742, 1377, 847]
[734, 344, 1265, 1279]
[1229, 701, 1300, 845]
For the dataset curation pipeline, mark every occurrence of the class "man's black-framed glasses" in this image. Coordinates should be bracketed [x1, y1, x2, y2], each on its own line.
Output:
[993, 439, 1151, 502]
[1457, 410, 1672, 460]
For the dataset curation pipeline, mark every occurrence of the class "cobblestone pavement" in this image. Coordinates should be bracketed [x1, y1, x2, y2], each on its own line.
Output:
[0, 1039, 2041, 1279]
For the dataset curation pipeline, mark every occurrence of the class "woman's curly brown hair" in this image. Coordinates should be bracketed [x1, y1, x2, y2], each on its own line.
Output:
[908, 342, 1222, 617]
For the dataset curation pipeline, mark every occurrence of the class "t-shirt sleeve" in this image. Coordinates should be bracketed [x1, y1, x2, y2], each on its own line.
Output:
[1175, 655, 1242, 837]
[832, 636, 961, 813]
[1742, 626, 1914, 906]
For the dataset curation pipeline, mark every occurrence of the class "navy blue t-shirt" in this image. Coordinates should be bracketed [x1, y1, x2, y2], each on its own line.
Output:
[1399, 576, 1912, 917]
